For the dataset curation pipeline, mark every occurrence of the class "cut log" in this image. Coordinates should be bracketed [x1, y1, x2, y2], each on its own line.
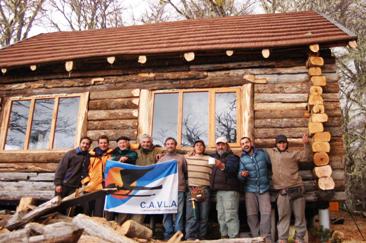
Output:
[262, 49, 270, 58]
[226, 50, 234, 56]
[16, 197, 35, 213]
[65, 61, 73, 72]
[309, 44, 320, 52]
[312, 141, 330, 153]
[313, 132, 331, 142]
[312, 104, 325, 114]
[311, 76, 327, 86]
[0, 222, 83, 242]
[243, 73, 256, 82]
[184, 52, 195, 62]
[311, 113, 328, 123]
[121, 220, 152, 239]
[167, 231, 184, 243]
[107, 56, 116, 64]
[138, 55, 147, 64]
[308, 67, 322, 76]
[313, 152, 330, 166]
[308, 122, 324, 134]
[314, 165, 332, 178]
[308, 94, 324, 105]
[348, 40, 357, 49]
[310, 86, 323, 95]
[307, 56, 324, 67]
[255, 118, 308, 128]
[255, 127, 307, 139]
[72, 214, 136, 243]
[318, 177, 335, 190]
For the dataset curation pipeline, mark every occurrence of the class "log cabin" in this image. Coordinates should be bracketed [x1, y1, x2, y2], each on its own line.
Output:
[0, 10, 357, 217]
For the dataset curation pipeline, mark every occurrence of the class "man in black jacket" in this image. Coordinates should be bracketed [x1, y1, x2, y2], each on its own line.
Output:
[54, 136, 92, 198]
[211, 137, 241, 239]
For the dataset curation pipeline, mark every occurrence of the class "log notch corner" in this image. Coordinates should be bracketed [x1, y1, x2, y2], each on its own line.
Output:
[307, 45, 335, 193]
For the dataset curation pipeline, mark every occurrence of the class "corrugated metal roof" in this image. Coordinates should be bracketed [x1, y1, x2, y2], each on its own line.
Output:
[0, 11, 356, 68]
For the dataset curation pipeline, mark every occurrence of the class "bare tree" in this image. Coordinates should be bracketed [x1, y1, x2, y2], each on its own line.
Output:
[47, 0, 125, 31]
[0, 0, 45, 47]
[152, 0, 255, 20]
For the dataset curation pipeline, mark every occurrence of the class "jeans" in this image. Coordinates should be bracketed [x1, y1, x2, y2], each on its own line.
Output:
[185, 187, 210, 240]
[163, 191, 185, 240]
[216, 190, 240, 238]
[245, 192, 271, 240]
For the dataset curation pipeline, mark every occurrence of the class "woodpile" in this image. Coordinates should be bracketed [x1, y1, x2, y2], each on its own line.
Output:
[0, 196, 265, 243]
[306, 48, 335, 191]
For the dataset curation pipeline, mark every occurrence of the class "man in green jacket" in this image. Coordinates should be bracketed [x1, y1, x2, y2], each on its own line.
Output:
[266, 134, 311, 243]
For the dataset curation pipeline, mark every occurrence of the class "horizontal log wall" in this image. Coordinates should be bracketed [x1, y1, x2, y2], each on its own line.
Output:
[0, 54, 345, 202]
[253, 60, 345, 201]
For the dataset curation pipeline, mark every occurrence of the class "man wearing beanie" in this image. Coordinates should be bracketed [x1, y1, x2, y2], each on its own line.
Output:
[266, 134, 311, 243]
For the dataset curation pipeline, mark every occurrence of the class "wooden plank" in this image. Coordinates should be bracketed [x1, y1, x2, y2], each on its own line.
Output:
[323, 82, 339, 93]
[90, 89, 140, 100]
[88, 109, 138, 120]
[254, 82, 309, 94]
[255, 138, 303, 147]
[88, 120, 138, 130]
[28, 173, 55, 181]
[254, 102, 307, 111]
[0, 163, 58, 172]
[255, 118, 307, 128]
[24, 99, 35, 150]
[87, 129, 137, 141]
[0, 152, 64, 163]
[332, 169, 345, 180]
[255, 93, 307, 103]
[255, 109, 306, 119]
[254, 128, 308, 139]
[242, 83, 254, 139]
[255, 73, 309, 83]
[48, 97, 59, 149]
[138, 89, 152, 136]
[88, 98, 139, 110]
[330, 155, 345, 169]
[0, 172, 37, 181]
[323, 93, 339, 102]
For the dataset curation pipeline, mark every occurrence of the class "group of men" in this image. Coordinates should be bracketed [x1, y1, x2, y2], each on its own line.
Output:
[54, 132, 311, 243]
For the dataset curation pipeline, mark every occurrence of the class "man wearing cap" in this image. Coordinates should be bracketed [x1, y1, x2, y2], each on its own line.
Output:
[211, 137, 241, 239]
[238, 136, 272, 241]
[265, 134, 311, 243]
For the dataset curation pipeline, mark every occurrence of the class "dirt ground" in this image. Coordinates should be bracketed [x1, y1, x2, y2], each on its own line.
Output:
[329, 210, 366, 242]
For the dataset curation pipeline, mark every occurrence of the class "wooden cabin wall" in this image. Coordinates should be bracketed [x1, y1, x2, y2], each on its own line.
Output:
[0, 53, 345, 202]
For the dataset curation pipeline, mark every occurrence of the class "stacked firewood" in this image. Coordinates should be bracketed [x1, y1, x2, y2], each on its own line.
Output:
[307, 44, 335, 192]
[0, 196, 264, 243]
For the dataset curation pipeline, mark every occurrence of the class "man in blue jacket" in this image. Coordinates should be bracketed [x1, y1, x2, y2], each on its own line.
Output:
[238, 137, 272, 241]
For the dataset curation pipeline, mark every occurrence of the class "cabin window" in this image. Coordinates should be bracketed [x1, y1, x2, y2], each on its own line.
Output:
[1, 93, 88, 151]
[151, 88, 243, 147]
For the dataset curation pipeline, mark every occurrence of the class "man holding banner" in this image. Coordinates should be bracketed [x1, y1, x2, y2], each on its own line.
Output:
[158, 137, 188, 240]
[103, 143, 179, 226]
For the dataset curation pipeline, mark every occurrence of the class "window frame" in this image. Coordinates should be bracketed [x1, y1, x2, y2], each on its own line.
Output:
[0, 92, 89, 152]
[150, 87, 243, 148]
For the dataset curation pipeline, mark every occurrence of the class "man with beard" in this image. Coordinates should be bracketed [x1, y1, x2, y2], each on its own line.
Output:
[265, 134, 311, 243]
[211, 137, 240, 239]
[238, 137, 272, 242]
[158, 137, 187, 240]
[54, 136, 92, 198]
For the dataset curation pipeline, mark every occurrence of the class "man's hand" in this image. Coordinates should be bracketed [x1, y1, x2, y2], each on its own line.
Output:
[215, 159, 225, 171]
[302, 133, 309, 144]
[55, 185, 62, 193]
[240, 170, 249, 177]
[119, 156, 128, 162]
[155, 153, 163, 161]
